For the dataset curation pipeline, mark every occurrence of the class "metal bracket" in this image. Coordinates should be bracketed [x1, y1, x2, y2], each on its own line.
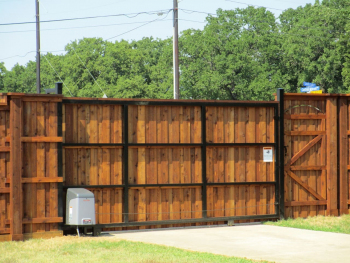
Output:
[45, 82, 62, 95]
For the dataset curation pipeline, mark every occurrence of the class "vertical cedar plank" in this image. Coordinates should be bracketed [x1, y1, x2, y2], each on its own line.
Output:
[10, 98, 23, 240]
[36, 102, 45, 232]
[246, 107, 256, 217]
[326, 98, 338, 216]
[284, 99, 292, 218]
[170, 107, 180, 143]
[137, 106, 146, 144]
[30, 102, 37, 233]
[49, 102, 58, 231]
[339, 98, 348, 214]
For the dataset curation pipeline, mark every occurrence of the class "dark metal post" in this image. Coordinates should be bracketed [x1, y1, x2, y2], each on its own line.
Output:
[35, 0, 41, 94]
[123, 105, 129, 223]
[277, 89, 285, 219]
[55, 82, 63, 95]
[173, 0, 179, 99]
[201, 106, 207, 218]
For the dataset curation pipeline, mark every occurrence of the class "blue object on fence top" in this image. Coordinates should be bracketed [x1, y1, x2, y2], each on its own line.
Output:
[300, 86, 320, 92]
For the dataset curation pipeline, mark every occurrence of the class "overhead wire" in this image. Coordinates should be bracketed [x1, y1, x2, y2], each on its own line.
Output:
[179, 9, 217, 16]
[71, 48, 107, 97]
[0, 49, 65, 61]
[0, 19, 173, 34]
[43, 55, 73, 96]
[225, 0, 286, 11]
[66, 9, 172, 98]
[0, 9, 172, 26]
[105, 9, 172, 41]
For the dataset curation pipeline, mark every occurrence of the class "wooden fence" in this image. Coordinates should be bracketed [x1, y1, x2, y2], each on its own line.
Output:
[1, 89, 350, 241]
[62, 99, 279, 230]
[0, 93, 63, 241]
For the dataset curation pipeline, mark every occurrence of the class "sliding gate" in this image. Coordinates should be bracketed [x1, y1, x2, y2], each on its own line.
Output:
[62, 97, 282, 230]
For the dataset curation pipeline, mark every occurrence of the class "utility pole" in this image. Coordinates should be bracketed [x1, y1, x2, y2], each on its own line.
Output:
[36, 0, 41, 94]
[173, 0, 179, 99]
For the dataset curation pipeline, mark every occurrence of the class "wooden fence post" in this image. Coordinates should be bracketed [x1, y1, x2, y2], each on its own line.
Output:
[10, 97, 23, 241]
[339, 97, 348, 215]
[326, 97, 338, 216]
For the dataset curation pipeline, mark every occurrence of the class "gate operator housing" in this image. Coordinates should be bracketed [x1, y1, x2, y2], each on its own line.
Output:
[66, 188, 95, 225]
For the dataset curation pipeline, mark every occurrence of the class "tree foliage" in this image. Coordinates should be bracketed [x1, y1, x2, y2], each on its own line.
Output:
[1, 0, 350, 100]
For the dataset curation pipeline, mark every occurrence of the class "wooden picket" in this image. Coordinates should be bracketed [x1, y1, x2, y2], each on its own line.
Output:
[339, 96, 350, 215]
[0, 102, 10, 242]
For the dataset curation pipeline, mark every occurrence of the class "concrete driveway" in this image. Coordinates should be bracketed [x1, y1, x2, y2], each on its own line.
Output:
[109, 224, 350, 263]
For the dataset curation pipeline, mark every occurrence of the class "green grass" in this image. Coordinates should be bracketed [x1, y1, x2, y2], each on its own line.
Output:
[0, 236, 267, 263]
[265, 214, 350, 234]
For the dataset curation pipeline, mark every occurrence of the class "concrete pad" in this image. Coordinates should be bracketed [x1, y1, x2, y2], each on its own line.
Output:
[108, 224, 350, 263]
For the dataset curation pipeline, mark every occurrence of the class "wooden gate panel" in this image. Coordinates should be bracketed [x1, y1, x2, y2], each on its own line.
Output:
[284, 95, 337, 218]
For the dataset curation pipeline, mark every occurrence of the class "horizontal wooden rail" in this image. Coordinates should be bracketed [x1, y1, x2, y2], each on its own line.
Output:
[285, 131, 326, 136]
[5, 217, 63, 225]
[0, 147, 10, 152]
[22, 217, 63, 224]
[129, 185, 202, 190]
[21, 137, 62, 143]
[285, 200, 327, 207]
[21, 177, 63, 183]
[284, 114, 326, 120]
[0, 188, 10, 193]
[0, 228, 10, 234]
[290, 166, 326, 171]
[5, 178, 63, 184]
[63, 145, 123, 149]
[22, 97, 62, 102]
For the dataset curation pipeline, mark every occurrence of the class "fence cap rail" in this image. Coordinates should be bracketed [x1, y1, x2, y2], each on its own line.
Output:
[1, 93, 63, 98]
[62, 97, 279, 106]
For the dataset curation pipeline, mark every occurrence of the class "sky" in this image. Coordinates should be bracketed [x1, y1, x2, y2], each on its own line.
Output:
[0, 0, 315, 70]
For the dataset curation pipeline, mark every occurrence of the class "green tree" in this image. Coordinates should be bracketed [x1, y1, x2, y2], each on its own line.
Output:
[0, 62, 6, 92]
[180, 7, 284, 100]
[279, 0, 350, 93]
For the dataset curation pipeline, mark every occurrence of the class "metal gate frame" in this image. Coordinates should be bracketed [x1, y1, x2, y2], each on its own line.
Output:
[59, 93, 285, 232]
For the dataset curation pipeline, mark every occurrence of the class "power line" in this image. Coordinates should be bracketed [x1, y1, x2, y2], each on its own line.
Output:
[105, 9, 172, 41]
[43, 55, 73, 97]
[0, 9, 172, 26]
[0, 19, 173, 34]
[225, 0, 286, 11]
[0, 10, 171, 63]
[179, 8, 217, 16]
[71, 48, 107, 97]
[0, 50, 65, 61]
